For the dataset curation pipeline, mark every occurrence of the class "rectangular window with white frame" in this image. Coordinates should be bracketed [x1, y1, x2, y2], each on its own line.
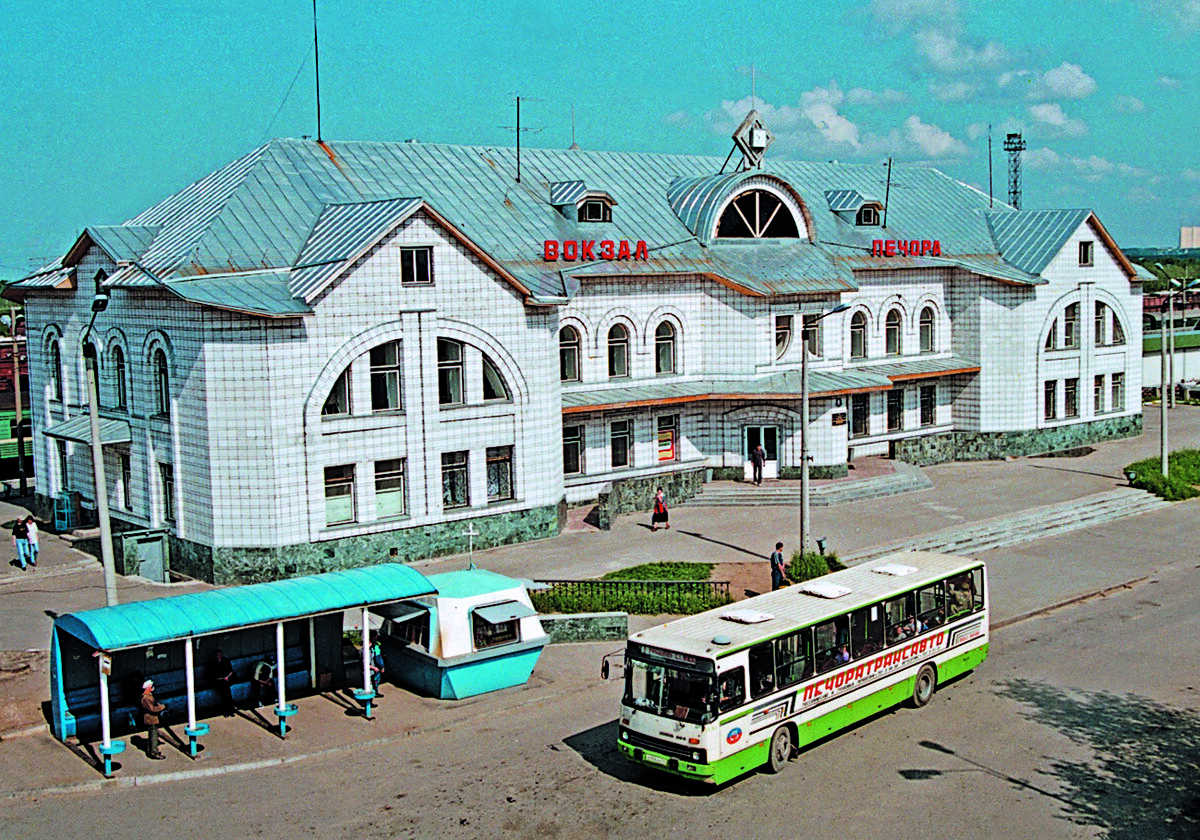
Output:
[563, 425, 584, 475]
[1094, 375, 1105, 414]
[657, 415, 678, 462]
[1065, 377, 1079, 418]
[441, 451, 470, 509]
[370, 341, 402, 412]
[400, 247, 433, 285]
[486, 446, 514, 502]
[437, 339, 464, 406]
[611, 419, 632, 469]
[919, 385, 936, 427]
[886, 389, 904, 431]
[159, 462, 176, 524]
[1079, 240, 1094, 267]
[374, 458, 406, 519]
[324, 464, 355, 525]
[1044, 380, 1057, 420]
[1111, 372, 1125, 412]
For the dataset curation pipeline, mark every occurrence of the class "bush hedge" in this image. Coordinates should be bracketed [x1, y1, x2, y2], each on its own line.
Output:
[602, 562, 714, 581]
[531, 584, 730, 616]
[787, 550, 834, 583]
[1124, 449, 1200, 501]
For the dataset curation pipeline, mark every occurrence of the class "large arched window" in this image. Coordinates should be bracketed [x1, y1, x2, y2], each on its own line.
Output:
[153, 348, 170, 415]
[885, 309, 902, 356]
[607, 324, 630, 378]
[716, 190, 800, 239]
[654, 322, 676, 375]
[111, 345, 128, 409]
[559, 326, 581, 382]
[1064, 303, 1080, 348]
[919, 307, 935, 353]
[323, 369, 351, 416]
[850, 312, 867, 360]
[48, 339, 63, 400]
[481, 353, 510, 401]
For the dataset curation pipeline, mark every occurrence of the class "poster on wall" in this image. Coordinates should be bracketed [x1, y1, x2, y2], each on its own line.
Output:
[657, 430, 676, 462]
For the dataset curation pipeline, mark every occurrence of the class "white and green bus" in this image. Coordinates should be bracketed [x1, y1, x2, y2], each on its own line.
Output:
[616, 551, 987, 785]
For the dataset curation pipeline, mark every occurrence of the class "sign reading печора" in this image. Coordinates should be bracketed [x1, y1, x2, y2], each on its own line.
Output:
[543, 240, 649, 261]
[871, 239, 942, 257]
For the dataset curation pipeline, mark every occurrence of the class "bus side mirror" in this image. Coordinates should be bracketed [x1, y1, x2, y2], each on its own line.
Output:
[601, 660, 609, 680]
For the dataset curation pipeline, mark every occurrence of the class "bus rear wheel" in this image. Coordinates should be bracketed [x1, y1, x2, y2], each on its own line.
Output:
[766, 725, 792, 773]
[912, 664, 937, 707]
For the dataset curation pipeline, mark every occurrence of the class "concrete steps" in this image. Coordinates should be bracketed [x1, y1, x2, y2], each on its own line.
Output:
[685, 461, 932, 507]
[842, 488, 1170, 563]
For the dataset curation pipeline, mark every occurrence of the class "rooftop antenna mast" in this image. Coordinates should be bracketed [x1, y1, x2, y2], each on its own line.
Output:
[1004, 132, 1026, 209]
[500, 95, 544, 183]
[987, 124, 993, 208]
[312, 0, 322, 141]
[882, 157, 893, 229]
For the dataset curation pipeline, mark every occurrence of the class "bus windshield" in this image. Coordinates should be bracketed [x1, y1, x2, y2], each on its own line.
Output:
[625, 657, 714, 723]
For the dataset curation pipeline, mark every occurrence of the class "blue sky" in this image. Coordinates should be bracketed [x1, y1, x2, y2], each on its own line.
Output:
[2, 0, 1198, 281]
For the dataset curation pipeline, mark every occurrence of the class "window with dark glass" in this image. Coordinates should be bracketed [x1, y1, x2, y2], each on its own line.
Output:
[774, 630, 811, 688]
[775, 315, 792, 360]
[1112, 316, 1126, 345]
[482, 354, 509, 401]
[1112, 372, 1125, 411]
[160, 462, 176, 524]
[441, 451, 469, 509]
[57, 440, 68, 491]
[654, 322, 676, 375]
[563, 425, 583, 475]
[748, 641, 776, 699]
[851, 393, 870, 437]
[323, 369, 351, 416]
[579, 199, 612, 222]
[400, 247, 433, 285]
[472, 610, 519, 649]
[802, 314, 822, 357]
[1065, 377, 1078, 418]
[324, 464, 355, 525]
[486, 446, 513, 502]
[814, 616, 850, 674]
[850, 604, 885, 658]
[850, 312, 867, 359]
[1094, 375, 1105, 414]
[375, 458, 406, 518]
[887, 389, 904, 431]
[919, 384, 936, 427]
[1094, 302, 1108, 345]
[111, 345, 127, 410]
[119, 452, 132, 511]
[559, 327, 581, 382]
[856, 205, 879, 226]
[1045, 319, 1058, 350]
[1078, 240, 1094, 266]
[917, 584, 946, 628]
[49, 339, 63, 401]
[607, 324, 629, 378]
[885, 309, 902, 356]
[1044, 380, 1057, 420]
[716, 189, 800, 238]
[611, 419, 631, 468]
[884, 593, 917, 644]
[370, 341, 402, 412]
[1064, 303, 1080, 348]
[718, 667, 746, 713]
[919, 307, 935, 353]
[153, 349, 170, 415]
[437, 339, 464, 406]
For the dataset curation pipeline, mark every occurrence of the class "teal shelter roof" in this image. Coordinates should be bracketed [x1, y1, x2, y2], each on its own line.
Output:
[54, 563, 436, 651]
[425, 569, 524, 599]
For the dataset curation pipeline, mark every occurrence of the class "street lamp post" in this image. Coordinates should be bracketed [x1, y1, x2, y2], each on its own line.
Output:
[84, 291, 119, 606]
[800, 303, 850, 557]
[1154, 264, 1200, 478]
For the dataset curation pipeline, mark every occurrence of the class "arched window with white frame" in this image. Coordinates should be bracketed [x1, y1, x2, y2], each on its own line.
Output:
[654, 321, 676, 375]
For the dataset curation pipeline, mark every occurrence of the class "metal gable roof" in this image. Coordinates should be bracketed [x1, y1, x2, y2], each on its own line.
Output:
[168, 270, 313, 317]
[44, 415, 132, 446]
[550, 180, 587, 206]
[53, 563, 437, 651]
[987, 209, 1091, 275]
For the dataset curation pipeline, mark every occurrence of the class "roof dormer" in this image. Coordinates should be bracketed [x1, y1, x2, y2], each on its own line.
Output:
[825, 190, 883, 227]
[550, 182, 616, 223]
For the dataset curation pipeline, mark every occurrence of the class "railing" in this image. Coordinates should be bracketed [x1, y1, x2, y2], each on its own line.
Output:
[531, 578, 731, 615]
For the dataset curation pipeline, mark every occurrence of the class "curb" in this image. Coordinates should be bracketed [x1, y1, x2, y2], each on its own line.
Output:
[992, 576, 1149, 630]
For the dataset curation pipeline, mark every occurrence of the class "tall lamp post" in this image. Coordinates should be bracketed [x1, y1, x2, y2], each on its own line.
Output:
[83, 290, 119, 606]
[1153, 264, 1200, 478]
[800, 303, 850, 557]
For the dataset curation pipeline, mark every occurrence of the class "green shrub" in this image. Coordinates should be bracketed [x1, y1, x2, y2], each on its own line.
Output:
[787, 550, 832, 583]
[531, 583, 730, 616]
[1124, 450, 1200, 501]
[602, 562, 714, 581]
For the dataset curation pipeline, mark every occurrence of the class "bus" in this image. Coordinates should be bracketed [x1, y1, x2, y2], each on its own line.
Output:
[615, 551, 987, 785]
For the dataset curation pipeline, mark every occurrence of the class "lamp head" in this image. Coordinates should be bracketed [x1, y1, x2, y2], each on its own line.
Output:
[91, 293, 109, 313]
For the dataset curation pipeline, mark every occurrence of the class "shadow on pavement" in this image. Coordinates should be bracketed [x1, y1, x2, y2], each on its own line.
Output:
[675, 531, 762, 560]
[562, 720, 717, 797]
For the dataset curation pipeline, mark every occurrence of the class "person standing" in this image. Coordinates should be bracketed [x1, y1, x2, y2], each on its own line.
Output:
[24, 516, 38, 568]
[750, 444, 766, 486]
[252, 656, 276, 707]
[770, 541, 787, 591]
[212, 649, 236, 716]
[650, 487, 670, 531]
[11, 516, 30, 571]
[370, 638, 386, 696]
[140, 679, 167, 759]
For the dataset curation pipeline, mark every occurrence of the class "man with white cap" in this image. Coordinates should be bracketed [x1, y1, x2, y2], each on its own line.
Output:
[140, 679, 167, 759]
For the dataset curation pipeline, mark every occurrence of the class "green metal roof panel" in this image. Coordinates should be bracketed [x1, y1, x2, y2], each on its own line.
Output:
[85, 225, 160, 264]
[43, 415, 132, 446]
[550, 181, 587, 205]
[848, 354, 981, 381]
[167, 270, 313, 317]
[54, 563, 436, 651]
[425, 569, 524, 599]
[987, 209, 1091, 275]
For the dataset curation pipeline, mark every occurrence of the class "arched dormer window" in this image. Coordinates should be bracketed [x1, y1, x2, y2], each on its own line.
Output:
[48, 338, 64, 401]
[919, 307, 935, 353]
[323, 369, 350, 416]
[885, 309, 902, 356]
[153, 348, 170, 415]
[716, 189, 800, 239]
[654, 322, 676, 375]
[850, 312, 867, 360]
[607, 324, 630, 378]
[559, 326, 581, 382]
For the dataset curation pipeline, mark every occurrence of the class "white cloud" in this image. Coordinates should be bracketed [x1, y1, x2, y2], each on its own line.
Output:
[915, 29, 1009, 72]
[1114, 95, 1146, 113]
[1157, 74, 1182, 88]
[664, 110, 691, 126]
[845, 87, 907, 106]
[1182, 168, 1200, 181]
[1023, 146, 1152, 182]
[1125, 186, 1158, 204]
[870, 0, 959, 27]
[1040, 62, 1097, 99]
[930, 80, 976, 101]
[799, 83, 863, 150]
[902, 115, 968, 158]
[1028, 102, 1088, 136]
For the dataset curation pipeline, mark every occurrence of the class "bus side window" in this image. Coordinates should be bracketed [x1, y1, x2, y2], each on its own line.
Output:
[917, 584, 945, 628]
[814, 616, 850, 673]
[748, 642, 776, 699]
[850, 605, 885, 658]
[885, 595, 914, 644]
[971, 567, 984, 610]
[774, 630, 810, 689]
[946, 572, 975, 619]
[718, 667, 746, 712]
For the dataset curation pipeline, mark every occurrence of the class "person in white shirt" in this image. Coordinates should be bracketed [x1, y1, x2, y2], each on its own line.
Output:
[24, 516, 38, 568]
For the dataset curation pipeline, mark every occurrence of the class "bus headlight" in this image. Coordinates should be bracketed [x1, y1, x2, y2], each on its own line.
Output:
[621, 731, 629, 741]
[692, 751, 701, 762]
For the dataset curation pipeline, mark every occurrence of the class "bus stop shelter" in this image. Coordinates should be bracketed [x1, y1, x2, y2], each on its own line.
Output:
[49, 563, 436, 774]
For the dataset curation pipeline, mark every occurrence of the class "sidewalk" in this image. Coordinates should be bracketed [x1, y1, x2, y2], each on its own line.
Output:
[0, 405, 1196, 796]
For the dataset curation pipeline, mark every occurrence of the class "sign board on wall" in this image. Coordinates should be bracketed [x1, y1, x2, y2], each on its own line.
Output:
[543, 240, 650, 261]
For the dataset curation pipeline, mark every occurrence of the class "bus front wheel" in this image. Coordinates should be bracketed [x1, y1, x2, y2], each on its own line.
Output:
[766, 726, 792, 773]
[912, 664, 937, 707]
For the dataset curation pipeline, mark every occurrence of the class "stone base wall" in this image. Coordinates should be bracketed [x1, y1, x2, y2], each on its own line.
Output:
[595, 468, 705, 530]
[539, 612, 628, 643]
[780, 464, 849, 480]
[894, 414, 1144, 465]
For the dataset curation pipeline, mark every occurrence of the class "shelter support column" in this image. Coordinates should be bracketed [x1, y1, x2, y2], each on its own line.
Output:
[272, 621, 297, 737]
[182, 638, 208, 757]
[97, 654, 125, 776]
[353, 606, 376, 719]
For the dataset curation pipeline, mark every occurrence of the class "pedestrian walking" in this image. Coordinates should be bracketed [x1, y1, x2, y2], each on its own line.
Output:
[650, 487, 670, 531]
[770, 541, 787, 591]
[11, 517, 30, 570]
[750, 445, 766, 485]
[140, 679, 167, 759]
[212, 649, 236, 716]
[24, 516, 38, 568]
[370, 638, 386, 696]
